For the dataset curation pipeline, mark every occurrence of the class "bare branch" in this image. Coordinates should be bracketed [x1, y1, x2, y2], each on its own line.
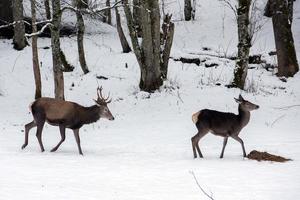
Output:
[25, 23, 52, 37]
[273, 104, 300, 110]
[190, 171, 215, 200]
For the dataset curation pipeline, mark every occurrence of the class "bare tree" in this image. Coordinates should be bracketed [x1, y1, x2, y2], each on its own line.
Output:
[0, 0, 13, 38]
[115, 4, 131, 53]
[12, 0, 27, 50]
[51, 0, 64, 100]
[123, 0, 174, 92]
[184, 0, 196, 21]
[44, 0, 74, 72]
[287, 0, 294, 23]
[104, 0, 112, 25]
[232, 0, 251, 89]
[30, 0, 42, 99]
[264, 0, 299, 77]
[132, 0, 142, 37]
[75, 0, 89, 74]
[161, 14, 175, 79]
[184, 0, 192, 20]
[44, 0, 51, 20]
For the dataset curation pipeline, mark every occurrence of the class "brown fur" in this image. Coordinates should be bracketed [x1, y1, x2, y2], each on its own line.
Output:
[23, 94, 114, 155]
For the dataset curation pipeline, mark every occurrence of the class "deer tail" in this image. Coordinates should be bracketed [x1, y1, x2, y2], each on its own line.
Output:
[192, 111, 201, 124]
[29, 102, 34, 112]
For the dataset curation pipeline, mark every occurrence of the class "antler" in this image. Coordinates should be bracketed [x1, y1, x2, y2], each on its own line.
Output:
[96, 86, 112, 104]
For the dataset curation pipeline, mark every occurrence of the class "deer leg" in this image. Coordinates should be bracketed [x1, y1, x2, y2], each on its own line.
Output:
[22, 121, 36, 149]
[51, 125, 66, 152]
[191, 130, 208, 158]
[73, 129, 83, 155]
[35, 120, 45, 152]
[231, 135, 247, 157]
[220, 137, 228, 158]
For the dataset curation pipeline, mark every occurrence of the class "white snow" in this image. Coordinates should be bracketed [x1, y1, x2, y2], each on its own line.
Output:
[0, 0, 300, 200]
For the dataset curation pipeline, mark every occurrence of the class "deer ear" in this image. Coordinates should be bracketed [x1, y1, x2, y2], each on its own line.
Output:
[239, 94, 244, 101]
[235, 98, 242, 104]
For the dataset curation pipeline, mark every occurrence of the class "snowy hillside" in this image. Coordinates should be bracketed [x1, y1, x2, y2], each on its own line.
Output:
[0, 0, 300, 200]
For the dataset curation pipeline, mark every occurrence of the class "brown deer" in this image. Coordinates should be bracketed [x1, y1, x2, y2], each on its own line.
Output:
[22, 87, 114, 155]
[191, 95, 259, 159]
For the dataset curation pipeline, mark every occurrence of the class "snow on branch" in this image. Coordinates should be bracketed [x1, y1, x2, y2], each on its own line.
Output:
[0, 19, 52, 30]
[25, 23, 52, 37]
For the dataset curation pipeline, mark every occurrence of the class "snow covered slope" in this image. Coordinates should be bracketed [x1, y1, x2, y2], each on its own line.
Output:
[0, 1, 299, 200]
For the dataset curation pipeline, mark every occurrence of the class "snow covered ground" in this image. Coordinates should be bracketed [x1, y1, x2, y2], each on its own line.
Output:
[0, 0, 300, 199]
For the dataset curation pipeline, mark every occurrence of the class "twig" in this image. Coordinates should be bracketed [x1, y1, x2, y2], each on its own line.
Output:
[271, 114, 286, 127]
[273, 105, 300, 110]
[176, 91, 184, 103]
[11, 53, 22, 72]
[190, 171, 215, 200]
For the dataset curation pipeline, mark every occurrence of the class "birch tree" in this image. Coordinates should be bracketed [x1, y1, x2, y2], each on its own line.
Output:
[232, 0, 251, 89]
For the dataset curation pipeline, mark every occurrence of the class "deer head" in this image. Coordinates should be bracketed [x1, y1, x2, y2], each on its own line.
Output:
[95, 86, 114, 120]
[234, 95, 259, 111]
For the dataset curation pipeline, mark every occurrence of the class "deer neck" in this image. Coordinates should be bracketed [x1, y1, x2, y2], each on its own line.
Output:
[81, 105, 100, 124]
[238, 105, 250, 128]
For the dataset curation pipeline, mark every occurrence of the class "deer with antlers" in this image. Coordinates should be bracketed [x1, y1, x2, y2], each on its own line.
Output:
[22, 87, 114, 155]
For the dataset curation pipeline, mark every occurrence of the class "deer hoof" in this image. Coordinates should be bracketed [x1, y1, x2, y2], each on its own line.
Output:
[21, 144, 27, 149]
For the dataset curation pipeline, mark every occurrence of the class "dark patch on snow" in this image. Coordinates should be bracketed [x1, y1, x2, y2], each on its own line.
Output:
[172, 57, 206, 66]
[204, 62, 219, 68]
[264, 63, 276, 72]
[249, 54, 262, 64]
[268, 51, 277, 56]
[202, 47, 212, 51]
[96, 75, 109, 80]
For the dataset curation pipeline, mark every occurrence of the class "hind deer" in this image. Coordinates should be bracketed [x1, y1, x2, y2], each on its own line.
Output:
[191, 95, 259, 159]
[22, 87, 114, 155]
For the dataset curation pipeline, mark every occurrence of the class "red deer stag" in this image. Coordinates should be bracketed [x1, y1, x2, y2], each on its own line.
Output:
[22, 87, 114, 155]
[191, 95, 259, 158]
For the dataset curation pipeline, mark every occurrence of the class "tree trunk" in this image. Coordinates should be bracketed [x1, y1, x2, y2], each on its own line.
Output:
[115, 5, 131, 53]
[45, 0, 74, 72]
[232, 0, 251, 89]
[287, 0, 294, 24]
[184, 0, 192, 21]
[44, 0, 51, 20]
[161, 14, 174, 79]
[132, 0, 142, 37]
[271, 0, 298, 77]
[76, 0, 89, 74]
[31, 0, 42, 99]
[138, 0, 162, 91]
[0, 0, 14, 38]
[51, 0, 64, 100]
[123, 0, 174, 92]
[264, 0, 298, 77]
[104, 0, 112, 25]
[12, 0, 27, 50]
